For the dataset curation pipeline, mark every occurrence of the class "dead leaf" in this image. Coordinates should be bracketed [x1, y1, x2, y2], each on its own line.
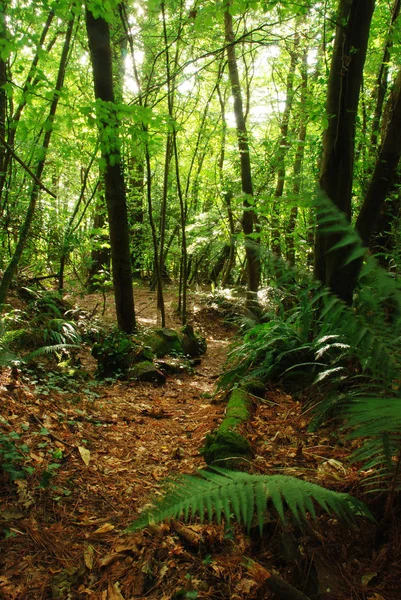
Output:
[93, 523, 115, 535]
[78, 446, 91, 465]
[235, 578, 256, 593]
[361, 572, 377, 586]
[107, 582, 125, 599]
[99, 553, 126, 567]
[246, 560, 271, 584]
[367, 595, 385, 600]
[84, 545, 95, 570]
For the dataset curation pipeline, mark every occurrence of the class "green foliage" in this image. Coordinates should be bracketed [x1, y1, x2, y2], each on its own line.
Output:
[129, 467, 373, 533]
[344, 395, 401, 493]
[0, 429, 34, 481]
[91, 329, 137, 378]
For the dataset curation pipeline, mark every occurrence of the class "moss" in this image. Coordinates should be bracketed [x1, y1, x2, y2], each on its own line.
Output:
[128, 361, 166, 384]
[201, 387, 252, 465]
[144, 328, 183, 358]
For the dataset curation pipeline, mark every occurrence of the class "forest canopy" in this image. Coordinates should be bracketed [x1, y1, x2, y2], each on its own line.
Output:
[0, 0, 400, 326]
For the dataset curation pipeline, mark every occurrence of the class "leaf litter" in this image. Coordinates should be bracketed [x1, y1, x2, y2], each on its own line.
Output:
[0, 287, 400, 599]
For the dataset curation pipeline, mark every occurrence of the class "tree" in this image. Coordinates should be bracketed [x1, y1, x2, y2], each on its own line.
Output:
[314, 0, 375, 303]
[224, 4, 260, 310]
[85, 4, 136, 333]
[0, 13, 75, 306]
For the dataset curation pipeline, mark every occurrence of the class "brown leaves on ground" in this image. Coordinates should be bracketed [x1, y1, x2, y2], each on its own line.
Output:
[1, 288, 401, 599]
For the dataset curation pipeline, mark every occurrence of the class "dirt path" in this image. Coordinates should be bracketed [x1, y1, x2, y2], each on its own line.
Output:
[2, 288, 401, 599]
[0, 288, 236, 599]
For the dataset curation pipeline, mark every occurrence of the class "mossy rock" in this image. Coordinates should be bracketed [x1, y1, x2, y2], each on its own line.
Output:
[179, 324, 207, 358]
[128, 361, 166, 384]
[144, 328, 183, 358]
[91, 330, 154, 379]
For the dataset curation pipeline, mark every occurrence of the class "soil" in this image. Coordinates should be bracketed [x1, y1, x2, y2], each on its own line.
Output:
[0, 286, 400, 600]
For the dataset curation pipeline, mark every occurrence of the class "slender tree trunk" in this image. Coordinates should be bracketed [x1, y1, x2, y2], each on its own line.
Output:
[370, 0, 401, 153]
[286, 47, 308, 267]
[85, 6, 136, 332]
[314, 0, 375, 303]
[145, 144, 166, 326]
[216, 78, 236, 286]
[0, 15, 74, 306]
[0, 2, 7, 181]
[0, 10, 55, 209]
[271, 31, 300, 259]
[355, 69, 401, 250]
[224, 7, 260, 310]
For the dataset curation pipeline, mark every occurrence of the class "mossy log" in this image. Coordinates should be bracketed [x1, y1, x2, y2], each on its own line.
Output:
[201, 388, 252, 465]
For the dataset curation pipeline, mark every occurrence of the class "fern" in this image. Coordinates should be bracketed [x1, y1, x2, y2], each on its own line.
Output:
[344, 395, 401, 492]
[24, 343, 80, 362]
[128, 468, 373, 533]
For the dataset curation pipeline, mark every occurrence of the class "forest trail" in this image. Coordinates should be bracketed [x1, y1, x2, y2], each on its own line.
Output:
[0, 288, 237, 600]
[1, 287, 400, 599]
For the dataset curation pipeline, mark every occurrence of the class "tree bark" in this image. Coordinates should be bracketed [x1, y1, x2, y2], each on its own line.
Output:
[224, 7, 260, 311]
[357, 69, 401, 246]
[314, 0, 375, 303]
[85, 6, 136, 333]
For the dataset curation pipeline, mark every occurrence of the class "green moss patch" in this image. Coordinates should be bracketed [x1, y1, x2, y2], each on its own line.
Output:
[201, 388, 252, 465]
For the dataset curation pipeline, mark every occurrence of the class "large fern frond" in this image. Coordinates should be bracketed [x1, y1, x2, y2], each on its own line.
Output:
[24, 343, 80, 361]
[344, 396, 401, 491]
[128, 468, 373, 533]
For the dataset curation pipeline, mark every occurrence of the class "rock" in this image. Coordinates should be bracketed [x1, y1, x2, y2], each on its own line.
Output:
[180, 324, 207, 357]
[154, 357, 188, 375]
[145, 328, 183, 357]
[128, 361, 166, 384]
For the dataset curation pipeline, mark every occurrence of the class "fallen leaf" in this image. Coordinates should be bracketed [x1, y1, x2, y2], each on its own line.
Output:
[235, 578, 256, 593]
[78, 446, 91, 466]
[361, 572, 377, 587]
[107, 582, 125, 599]
[84, 544, 95, 570]
[94, 523, 115, 535]
[99, 553, 125, 567]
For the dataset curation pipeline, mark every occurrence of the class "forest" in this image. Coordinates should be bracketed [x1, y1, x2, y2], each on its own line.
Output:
[1, 0, 401, 598]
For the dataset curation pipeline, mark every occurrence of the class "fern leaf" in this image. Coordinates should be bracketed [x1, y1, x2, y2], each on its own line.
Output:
[128, 469, 373, 532]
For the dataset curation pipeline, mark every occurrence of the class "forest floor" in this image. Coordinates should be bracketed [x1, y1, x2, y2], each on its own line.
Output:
[1, 285, 400, 600]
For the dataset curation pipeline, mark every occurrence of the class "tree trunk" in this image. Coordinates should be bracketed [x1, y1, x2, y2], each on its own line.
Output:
[370, 0, 401, 153]
[85, 6, 136, 333]
[357, 69, 401, 245]
[224, 7, 260, 311]
[314, 0, 375, 303]
[0, 2, 7, 181]
[335, 67, 401, 292]
[271, 31, 300, 259]
[0, 15, 74, 306]
[286, 47, 308, 267]
[0, 10, 55, 209]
